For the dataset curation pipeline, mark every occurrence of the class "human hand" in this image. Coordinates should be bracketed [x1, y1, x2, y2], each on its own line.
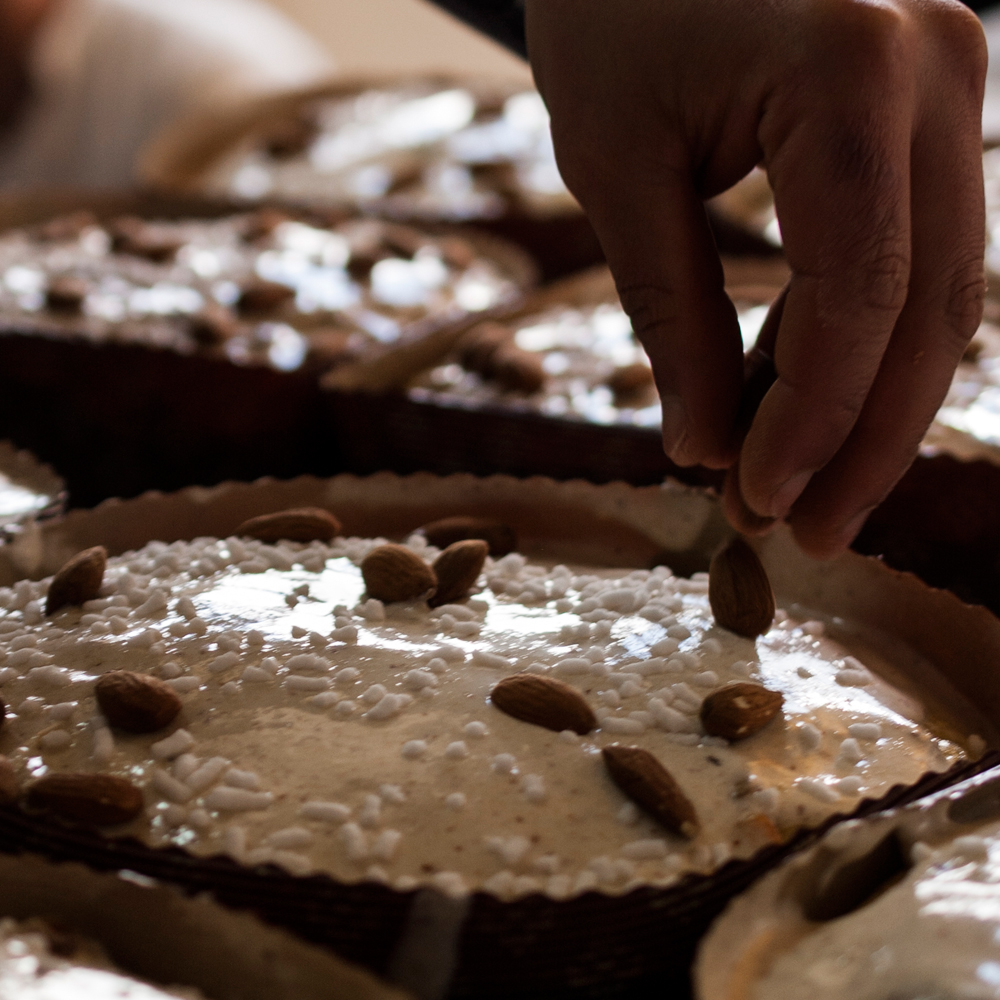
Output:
[525, 0, 987, 558]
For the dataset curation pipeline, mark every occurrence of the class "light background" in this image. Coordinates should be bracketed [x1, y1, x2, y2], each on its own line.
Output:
[265, 0, 532, 83]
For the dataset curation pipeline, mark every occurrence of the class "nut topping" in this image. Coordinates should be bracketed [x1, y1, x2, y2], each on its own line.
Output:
[27, 773, 144, 826]
[236, 507, 341, 543]
[95, 671, 183, 733]
[361, 544, 437, 604]
[45, 546, 107, 615]
[491, 673, 597, 735]
[602, 745, 699, 838]
[236, 278, 296, 314]
[420, 516, 517, 557]
[430, 539, 488, 608]
[700, 683, 784, 741]
[708, 536, 775, 638]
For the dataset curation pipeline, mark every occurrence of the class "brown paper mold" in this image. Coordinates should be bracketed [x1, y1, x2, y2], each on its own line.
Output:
[0, 192, 534, 505]
[0, 850, 404, 1000]
[0, 473, 999, 998]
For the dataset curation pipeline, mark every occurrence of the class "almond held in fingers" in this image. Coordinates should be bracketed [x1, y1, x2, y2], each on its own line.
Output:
[491, 673, 597, 735]
[95, 671, 183, 733]
[700, 682, 784, 740]
[430, 540, 488, 608]
[45, 546, 107, 615]
[420, 516, 517, 557]
[236, 507, 341, 543]
[0, 756, 18, 806]
[708, 536, 775, 638]
[27, 773, 144, 826]
[602, 745, 699, 838]
[361, 544, 437, 604]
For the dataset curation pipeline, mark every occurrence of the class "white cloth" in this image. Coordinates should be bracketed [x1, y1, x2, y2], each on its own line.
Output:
[0, 0, 334, 190]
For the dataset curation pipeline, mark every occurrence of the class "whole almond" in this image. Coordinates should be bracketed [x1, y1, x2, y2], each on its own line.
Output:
[602, 745, 699, 838]
[188, 303, 238, 345]
[237, 278, 295, 314]
[491, 673, 597, 735]
[27, 773, 143, 825]
[0, 756, 17, 806]
[458, 322, 512, 373]
[490, 345, 546, 394]
[708, 536, 775, 638]
[606, 362, 655, 401]
[236, 507, 341, 543]
[109, 217, 183, 262]
[420, 516, 517, 557]
[45, 546, 107, 615]
[361, 544, 437, 604]
[430, 540, 488, 608]
[45, 275, 89, 313]
[700, 682, 784, 740]
[95, 671, 183, 733]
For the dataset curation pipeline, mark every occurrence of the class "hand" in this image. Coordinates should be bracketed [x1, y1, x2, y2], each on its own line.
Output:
[525, 0, 987, 558]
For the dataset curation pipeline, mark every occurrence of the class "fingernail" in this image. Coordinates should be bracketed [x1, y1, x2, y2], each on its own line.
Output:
[660, 396, 692, 465]
[766, 470, 812, 519]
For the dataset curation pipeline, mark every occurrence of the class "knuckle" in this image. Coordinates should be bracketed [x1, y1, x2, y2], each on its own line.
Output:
[829, 0, 911, 79]
[925, 2, 988, 83]
[858, 249, 910, 315]
[942, 258, 986, 344]
[616, 283, 682, 346]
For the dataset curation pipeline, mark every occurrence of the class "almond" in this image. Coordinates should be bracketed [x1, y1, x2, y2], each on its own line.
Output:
[699, 682, 784, 740]
[109, 217, 183, 262]
[45, 546, 107, 615]
[491, 673, 597, 735]
[263, 113, 319, 159]
[45, 275, 89, 313]
[708, 536, 775, 638]
[458, 322, 512, 373]
[606, 362, 655, 402]
[0, 695, 4, 730]
[361, 544, 437, 604]
[95, 671, 183, 733]
[188, 303, 238, 345]
[601, 745, 699, 838]
[0, 756, 18, 806]
[236, 507, 341, 543]
[490, 344, 547, 394]
[420, 516, 517, 557]
[430, 540, 488, 608]
[27, 773, 143, 826]
[236, 278, 295, 314]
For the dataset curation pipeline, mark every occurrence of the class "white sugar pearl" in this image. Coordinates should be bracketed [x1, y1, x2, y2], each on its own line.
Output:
[445, 792, 466, 810]
[445, 741, 469, 759]
[401, 740, 428, 760]
[464, 721, 489, 739]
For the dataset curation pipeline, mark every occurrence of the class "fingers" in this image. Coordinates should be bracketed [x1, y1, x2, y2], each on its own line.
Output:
[739, 1, 918, 519]
[787, 6, 987, 557]
[587, 176, 745, 468]
[525, 0, 745, 469]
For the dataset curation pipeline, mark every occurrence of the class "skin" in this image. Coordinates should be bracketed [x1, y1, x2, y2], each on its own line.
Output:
[525, 0, 988, 558]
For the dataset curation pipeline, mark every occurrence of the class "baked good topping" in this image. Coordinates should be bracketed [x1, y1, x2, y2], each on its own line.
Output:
[200, 83, 576, 221]
[0, 524, 973, 900]
[0, 918, 203, 999]
[409, 299, 769, 427]
[0, 212, 524, 370]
